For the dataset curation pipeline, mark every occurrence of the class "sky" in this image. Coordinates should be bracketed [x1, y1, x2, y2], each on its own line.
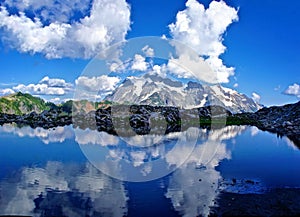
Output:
[0, 0, 299, 106]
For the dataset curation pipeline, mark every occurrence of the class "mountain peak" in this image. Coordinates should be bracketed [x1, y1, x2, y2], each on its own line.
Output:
[106, 75, 261, 113]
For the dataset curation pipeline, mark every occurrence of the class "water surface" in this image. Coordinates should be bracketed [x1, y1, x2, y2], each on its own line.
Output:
[0, 124, 299, 216]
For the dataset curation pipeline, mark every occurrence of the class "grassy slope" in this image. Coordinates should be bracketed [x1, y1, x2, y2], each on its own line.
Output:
[0, 92, 52, 115]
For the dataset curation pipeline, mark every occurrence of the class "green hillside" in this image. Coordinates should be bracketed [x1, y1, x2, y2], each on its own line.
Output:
[0, 92, 54, 115]
[0, 92, 114, 115]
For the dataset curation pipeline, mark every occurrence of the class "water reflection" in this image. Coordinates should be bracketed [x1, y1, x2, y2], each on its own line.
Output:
[0, 124, 299, 216]
[165, 126, 246, 217]
[0, 123, 74, 144]
[75, 125, 247, 183]
[78, 127, 200, 182]
[75, 128, 119, 146]
[0, 162, 128, 217]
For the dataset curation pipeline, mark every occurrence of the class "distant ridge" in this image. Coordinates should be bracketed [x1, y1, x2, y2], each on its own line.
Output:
[106, 74, 261, 113]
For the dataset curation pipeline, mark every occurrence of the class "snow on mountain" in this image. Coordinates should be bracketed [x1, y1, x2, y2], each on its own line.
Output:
[105, 74, 261, 113]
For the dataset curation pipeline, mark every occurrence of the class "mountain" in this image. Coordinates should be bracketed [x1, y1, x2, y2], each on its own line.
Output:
[105, 74, 261, 113]
[0, 92, 54, 115]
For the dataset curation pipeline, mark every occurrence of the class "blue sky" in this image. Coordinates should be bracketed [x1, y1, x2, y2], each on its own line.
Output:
[0, 0, 299, 106]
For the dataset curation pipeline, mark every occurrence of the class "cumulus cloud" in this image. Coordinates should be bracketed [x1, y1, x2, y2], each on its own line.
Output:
[168, 0, 238, 83]
[142, 45, 155, 57]
[283, 83, 300, 98]
[13, 76, 72, 96]
[0, 0, 131, 59]
[75, 75, 121, 94]
[0, 88, 15, 96]
[131, 54, 149, 71]
[167, 53, 215, 81]
[151, 64, 167, 77]
[110, 46, 153, 73]
[39, 76, 72, 88]
[252, 92, 261, 103]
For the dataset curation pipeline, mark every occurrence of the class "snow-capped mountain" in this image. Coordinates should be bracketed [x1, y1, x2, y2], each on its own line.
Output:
[105, 74, 261, 113]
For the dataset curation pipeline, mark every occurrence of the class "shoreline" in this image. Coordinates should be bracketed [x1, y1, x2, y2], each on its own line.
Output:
[0, 103, 299, 146]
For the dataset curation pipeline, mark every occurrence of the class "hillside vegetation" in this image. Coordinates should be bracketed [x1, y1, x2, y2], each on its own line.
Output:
[0, 92, 54, 115]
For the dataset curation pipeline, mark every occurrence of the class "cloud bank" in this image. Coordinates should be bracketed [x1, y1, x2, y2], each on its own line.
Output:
[0, 88, 14, 96]
[13, 76, 73, 96]
[0, 0, 131, 59]
[75, 75, 120, 94]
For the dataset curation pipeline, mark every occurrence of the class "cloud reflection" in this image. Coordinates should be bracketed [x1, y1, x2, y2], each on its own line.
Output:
[166, 126, 247, 217]
[0, 162, 128, 217]
[0, 124, 74, 144]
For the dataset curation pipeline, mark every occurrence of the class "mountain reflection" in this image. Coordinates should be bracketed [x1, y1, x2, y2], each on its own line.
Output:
[1, 124, 298, 216]
[0, 162, 128, 217]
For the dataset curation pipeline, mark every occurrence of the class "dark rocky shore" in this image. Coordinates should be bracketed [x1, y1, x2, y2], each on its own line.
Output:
[0, 101, 299, 146]
[231, 101, 300, 147]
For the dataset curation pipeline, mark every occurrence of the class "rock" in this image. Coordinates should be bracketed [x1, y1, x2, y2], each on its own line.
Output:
[282, 121, 293, 127]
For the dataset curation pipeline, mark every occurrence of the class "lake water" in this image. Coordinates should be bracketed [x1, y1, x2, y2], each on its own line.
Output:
[0, 124, 300, 216]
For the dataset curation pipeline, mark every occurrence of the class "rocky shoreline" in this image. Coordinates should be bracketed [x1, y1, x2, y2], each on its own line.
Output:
[232, 101, 300, 147]
[0, 102, 299, 146]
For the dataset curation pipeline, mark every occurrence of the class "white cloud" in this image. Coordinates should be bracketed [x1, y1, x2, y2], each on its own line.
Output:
[12, 76, 72, 96]
[131, 54, 149, 71]
[39, 76, 72, 88]
[142, 45, 155, 57]
[151, 64, 167, 77]
[13, 84, 65, 95]
[48, 97, 62, 104]
[205, 56, 235, 83]
[75, 75, 120, 93]
[3, 0, 91, 23]
[109, 60, 128, 72]
[167, 53, 216, 81]
[0, 88, 15, 96]
[233, 83, 238, 88]
[252, 92, 261, 103]
[168, 0, 238, 83]
[0, 0, 131, 59]
[283, 83, 300, 98]
[110, 49, 154, 73]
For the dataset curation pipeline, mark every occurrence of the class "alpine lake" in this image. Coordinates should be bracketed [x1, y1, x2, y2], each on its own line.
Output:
[0, 122, 300, 217]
